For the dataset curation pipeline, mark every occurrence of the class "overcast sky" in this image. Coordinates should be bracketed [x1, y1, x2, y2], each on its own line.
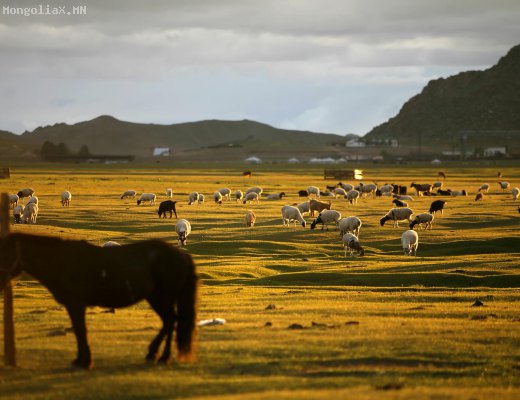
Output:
[0, 0, 519, 136]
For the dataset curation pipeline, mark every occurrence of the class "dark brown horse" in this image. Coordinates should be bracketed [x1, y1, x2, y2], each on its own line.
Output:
[0, 233, 198, 369]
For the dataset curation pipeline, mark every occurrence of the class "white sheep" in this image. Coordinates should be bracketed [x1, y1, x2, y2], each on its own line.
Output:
[379, 184, 393, 196]
[218, 188, 231, 201]
[245, 210, 256, 227]
[27, 195, 38, 205]
[342, 233, 365, 257]
[346, 189, 360, 205]
[21, 202, 38, 224]
[243, 192, 259, 204]
[499, 181, 510, 191]
[235, 190, 244, 203]
[245, 187, 263, 196]
[450, 190, 467, 197]
[310, 210, 341, 230]
[339, 183, 353, 191]
[198, 193, 205, 204]
[296, 201, 310, 215]
[102, 241, 121, 247]
[393, 194, 414, 201]
[165, 188, 173, 198]
[409, 213, 434, 230]
[175, 219, 192, 246]
[61, 190, 71, 206]
[512, 187, 519, 200]
[359, 183, 377, 198]
[120, 190, 136, 199]
[307, 186, 320, 198]
[401, 230, 419, 256]
[8, 194, 19, 208]
[281, 205, 306, 227]
[333, 188, 348, 199]
[266, 192, 286, 200]
[380, 207, 414, 228]
[478, 183, 490, 193]
[188, 191, 199, 205]
[338, 216, 362, 237]
[13, 204, 24, 224]
[137, 193, 156, 205]
[17, 188, 34, 199]
[213, 191, 223, 204]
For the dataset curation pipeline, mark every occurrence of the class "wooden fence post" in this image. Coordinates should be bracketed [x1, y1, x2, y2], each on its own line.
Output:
[1, 192, 16, 366]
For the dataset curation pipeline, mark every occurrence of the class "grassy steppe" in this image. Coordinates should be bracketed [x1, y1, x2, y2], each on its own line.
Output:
[1, 164, 519, 399]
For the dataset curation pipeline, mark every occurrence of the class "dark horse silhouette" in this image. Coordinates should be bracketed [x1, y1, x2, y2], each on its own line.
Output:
[0, 233, 198, 369]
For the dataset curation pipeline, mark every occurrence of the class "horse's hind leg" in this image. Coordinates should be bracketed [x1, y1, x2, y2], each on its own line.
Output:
[65, 303, 93, 369]
[146, 297, 175, 363]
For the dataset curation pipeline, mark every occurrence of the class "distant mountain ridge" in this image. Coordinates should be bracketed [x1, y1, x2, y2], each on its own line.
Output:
[6, 116, 350, 157]
[364, 44, 520, 152]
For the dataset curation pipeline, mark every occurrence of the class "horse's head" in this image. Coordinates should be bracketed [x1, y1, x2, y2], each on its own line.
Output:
[0, 235, 23, 290]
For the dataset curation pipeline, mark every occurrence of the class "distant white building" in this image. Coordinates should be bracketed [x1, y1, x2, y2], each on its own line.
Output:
[287, 158, 300, 163]
[346, 138, 366, 147]
[244, 156, 262, 164]
[153, 147, 171, 157]
[483, 147, 507, 157]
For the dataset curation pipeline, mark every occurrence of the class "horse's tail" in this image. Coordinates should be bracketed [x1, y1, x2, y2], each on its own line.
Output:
[176, 253, 199, 362]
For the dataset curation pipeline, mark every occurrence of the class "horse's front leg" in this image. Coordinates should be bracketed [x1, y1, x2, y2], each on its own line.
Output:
[65, 303, 93, 369]
[158, 310, 176, 364]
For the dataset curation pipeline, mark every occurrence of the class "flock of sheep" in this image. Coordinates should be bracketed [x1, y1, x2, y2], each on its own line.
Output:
[7, 175, 519, 258]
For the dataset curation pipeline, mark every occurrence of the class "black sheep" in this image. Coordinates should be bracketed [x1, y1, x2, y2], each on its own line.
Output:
[298, 190, 308, 197]
[158, 200, 178, 219]
[429, 200, 446, 215]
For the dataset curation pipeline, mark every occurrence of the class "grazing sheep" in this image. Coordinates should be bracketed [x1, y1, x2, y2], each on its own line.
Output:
[296, 201, 310, 216]
[392, 198, 408, 208]
[175, 219, 191, 246]
[307, 186, 320, 198]
[198, 193, 205, 204]
[333, 188, 348, 199]
[478, 183, 490, 193]
[158, 200, 178, 219]
[266, 192, 286, 200]
[102, 241, 121, 247]
[342, 233, 364, 257]
[437, 189, 451, 196]
[281, 205, 306, 227]
[188, 192, 199, 205]
[245, 187, 263, 196]
[499, 181, 510, 191]
[165, 188, 173, 198]
[429, 200, 447, 215]
[474, 192, 484, 202]
[359, 183, 377, 198]
[213, 191, 223, 204]
[298, 190, 309, 197]
[17, 188, 34, 199]
[410, 183, 432, 196]
[346, 189, 360, 205]
[61, 191, 71, 206]
[21, 202, 38, 224]
[450, 189, 467, 197]
[243, 192, 259, 204]
[320, 191, 335, 197]
[245, 210, 256, 227]
[309, 199, 331, 217]
[338, 216, 362, 237]
[120, 190, 136, 199]
[235, 190, 244, 203]
[432, 181, 443, 189]
[380, 207, 414, 228]
[401, 230, 419, 256]
[393, 194, 414, 201]
[409, 213, 434, 230]
[310, 210, 341, 230]
[27, 195, 38, 205]
[8, 194, 19, 208]
[137, 193, 156, 206]
[338, 182, 353, 191]
[218, 188, 232, 201]
[379, 184, 394, 196]
[13, 204, 24, 224]
[512, 187, 519, 200]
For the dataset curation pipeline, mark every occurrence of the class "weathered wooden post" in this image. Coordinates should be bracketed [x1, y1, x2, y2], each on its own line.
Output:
[1, 192, 16, 366]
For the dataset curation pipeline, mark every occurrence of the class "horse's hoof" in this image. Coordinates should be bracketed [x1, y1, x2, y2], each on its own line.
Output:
[157, 356, 171, 365]
[145, 354, 157, 363]
[71, 359, 93, 370]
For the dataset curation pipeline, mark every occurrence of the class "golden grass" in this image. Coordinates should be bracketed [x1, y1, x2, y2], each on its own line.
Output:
[1, 163, 519, 399]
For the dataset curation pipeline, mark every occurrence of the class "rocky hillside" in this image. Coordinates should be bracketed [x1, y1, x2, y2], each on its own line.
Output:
[364, 44, 520, 153]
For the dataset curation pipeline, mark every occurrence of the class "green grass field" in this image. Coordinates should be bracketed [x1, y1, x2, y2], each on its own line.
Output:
[1, 164, 519, 399]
